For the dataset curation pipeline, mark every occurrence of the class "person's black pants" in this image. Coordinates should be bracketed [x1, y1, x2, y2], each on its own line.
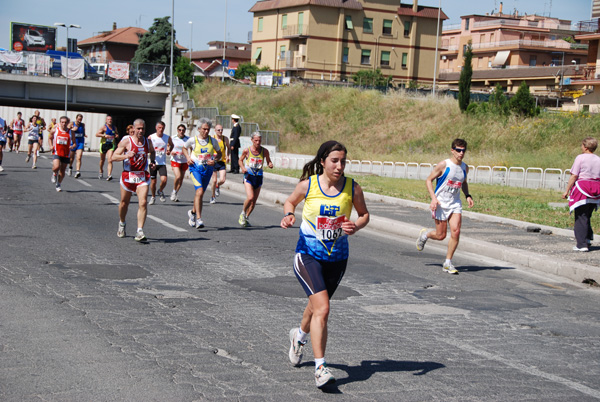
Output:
[574, 203, 597, 248]
[230, 147, 240, 173]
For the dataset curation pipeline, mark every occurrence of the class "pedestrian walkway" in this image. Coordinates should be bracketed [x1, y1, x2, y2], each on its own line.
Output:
[221, 172, 600, 285]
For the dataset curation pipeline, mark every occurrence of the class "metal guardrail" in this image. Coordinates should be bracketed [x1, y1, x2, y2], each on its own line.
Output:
[274, 157, 572, 190]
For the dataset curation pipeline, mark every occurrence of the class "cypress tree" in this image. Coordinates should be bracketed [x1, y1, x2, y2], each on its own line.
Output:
[458, 43, 473, 112]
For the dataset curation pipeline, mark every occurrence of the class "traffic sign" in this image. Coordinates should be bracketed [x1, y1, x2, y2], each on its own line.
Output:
[229, 69, 236, 76]
[222, 59, 229, 68]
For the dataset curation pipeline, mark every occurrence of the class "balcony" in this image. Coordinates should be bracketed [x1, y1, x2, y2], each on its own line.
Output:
[282, 24, 309, 38]
[472, 19, 573, 31]
[470, 39, 588, 51]
[281, 50, 306, 71]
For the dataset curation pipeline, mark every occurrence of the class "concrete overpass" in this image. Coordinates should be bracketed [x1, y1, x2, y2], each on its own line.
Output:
[0, 73, 171, 135]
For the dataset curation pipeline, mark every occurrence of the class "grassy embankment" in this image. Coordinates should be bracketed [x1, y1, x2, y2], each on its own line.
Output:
[191, 82, 599, 231]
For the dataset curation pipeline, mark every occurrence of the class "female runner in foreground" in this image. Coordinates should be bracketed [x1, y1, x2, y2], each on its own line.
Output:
[280, 140, 369, 389]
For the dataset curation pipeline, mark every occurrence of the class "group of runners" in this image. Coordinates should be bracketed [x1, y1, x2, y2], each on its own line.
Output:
[2, 108, 475, 389]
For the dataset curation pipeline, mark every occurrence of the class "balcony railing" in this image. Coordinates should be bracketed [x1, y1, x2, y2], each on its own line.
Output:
[442, 23, 462, 31]
[282, 24, 309, 37]
[472, 18, 572, 30]
[470, 39, 587, 51]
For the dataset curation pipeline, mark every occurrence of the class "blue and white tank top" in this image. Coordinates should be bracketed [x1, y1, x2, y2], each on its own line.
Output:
[434, 159, 467, 207]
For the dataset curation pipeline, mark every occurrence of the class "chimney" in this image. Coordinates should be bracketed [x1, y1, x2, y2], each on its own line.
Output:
[113, 22, 117, 31]
[499, 2, 503, 14]
[413, 0, 418, 13]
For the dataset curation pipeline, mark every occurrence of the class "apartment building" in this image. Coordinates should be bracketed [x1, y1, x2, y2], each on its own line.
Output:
[248, 0, 447, 86]
[438, 8, 588, 94]
[572, 20, 600, 112]
[78, 23, 148, 64]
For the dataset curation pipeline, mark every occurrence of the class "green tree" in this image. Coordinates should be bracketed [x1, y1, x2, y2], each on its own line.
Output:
[509, 81, 539, 117]
[352, 69, 392, 87]
[488, 83, 509, 115]
[132, 16, 181, 64]
[234, 62, 259, 81]
[458, 42, 473, 112]
[174, 56, 194, 89]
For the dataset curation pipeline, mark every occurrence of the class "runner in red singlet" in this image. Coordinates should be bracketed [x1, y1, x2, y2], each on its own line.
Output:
[110, 118, 156, 242]
[11, 112, 24, 153]
[48, 116, 74, 192]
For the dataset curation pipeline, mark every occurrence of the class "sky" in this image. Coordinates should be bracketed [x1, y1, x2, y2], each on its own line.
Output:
[0, 0, 592, 51]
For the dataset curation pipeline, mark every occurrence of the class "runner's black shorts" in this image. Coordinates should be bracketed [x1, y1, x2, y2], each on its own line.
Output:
[293, 253, 347, 299]
[150, 164, 167, 179]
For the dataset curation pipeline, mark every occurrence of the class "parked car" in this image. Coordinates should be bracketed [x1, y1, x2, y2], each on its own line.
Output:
[24, 30, 45, 47]
[46, 50, 101, 79]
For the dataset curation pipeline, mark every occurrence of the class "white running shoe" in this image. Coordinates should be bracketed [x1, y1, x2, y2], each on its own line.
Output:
[158, 190, 166, 202]
[25, 155, 30, 163]
[195, 219, 205, 229]
[288, 328, 305, 366]
[210, 197, 216, 204]
[0, 166, 4, 172]
[416, 228, 428, 251]
[188, 210, 196, 227]
[98, 172, 103, 179]
[442, 261, 459, 275]
[170, 192, 177, 201]
[117, 222, 126, 238]
[149, 196, 156, 205]
[67, 167, 72, 176]
[74, 171, 81, 178]
[239, 212, 246, 227]
[573, 246, 589, 252]
[32, 164, 37, 169]
[315, 364, 335, 388]
[51, 173, 56, 183]
[106, 175, 112, 181]
[134, 230, 147, 242]
[55, 185, 62, 192]
[215, 187, 220, 197]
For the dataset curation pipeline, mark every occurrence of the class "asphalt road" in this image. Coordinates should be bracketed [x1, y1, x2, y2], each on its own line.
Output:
[1, 151, 600, 401]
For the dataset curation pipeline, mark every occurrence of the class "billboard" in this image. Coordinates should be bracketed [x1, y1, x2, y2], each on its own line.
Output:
[11, 22, 57, 52]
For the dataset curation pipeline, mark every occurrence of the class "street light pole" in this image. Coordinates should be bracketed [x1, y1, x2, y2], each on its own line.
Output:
[432, 0, 442, 96]
[54, 22, 81, 115]
[189, 21, 193, 62]
[222, 0, 227, 82]
[169, 0, 174, 135]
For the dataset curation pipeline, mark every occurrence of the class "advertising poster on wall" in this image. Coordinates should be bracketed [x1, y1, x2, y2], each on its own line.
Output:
[11, 22, 57, 52]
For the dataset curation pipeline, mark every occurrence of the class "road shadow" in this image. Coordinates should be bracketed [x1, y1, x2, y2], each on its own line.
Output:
[213, 225, 281, 231]
[299, 359, 445, 393]
[425, 263, 514, 273]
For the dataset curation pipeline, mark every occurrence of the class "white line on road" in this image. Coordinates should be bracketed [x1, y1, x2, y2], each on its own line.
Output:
[101, 193, 187, 233]
[444, 338, 600, 399]
[78, 179, 92, 187]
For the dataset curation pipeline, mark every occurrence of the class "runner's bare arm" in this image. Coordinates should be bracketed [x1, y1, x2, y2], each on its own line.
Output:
[281, 180, 310, 229]
[110, 137, 131, 162]
[425, 161, 446, 211]
[95, 126, 106, 137]
[239, 148, 248, 174]
[264, 148, 274, 169]
[342, 182, 370, 235]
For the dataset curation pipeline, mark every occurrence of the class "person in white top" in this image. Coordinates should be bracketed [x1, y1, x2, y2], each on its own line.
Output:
[167, 124, 190, 202]
[148, 121, 173, 204]
[25, 116, 41, 169]
[416, 138, 474, 274]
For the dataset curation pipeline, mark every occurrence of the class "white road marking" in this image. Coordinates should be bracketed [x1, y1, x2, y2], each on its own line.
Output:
[444, 338, 600, 399]
[78, 179, 92, 187]
[101, 193, 120, 204]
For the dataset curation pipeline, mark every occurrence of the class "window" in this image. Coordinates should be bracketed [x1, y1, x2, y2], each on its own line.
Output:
[282, 14, 287, 29]
[465, 18, 470, 30]
[345, 15, 353, 30]
[490, 33, 495, 43]
[404, 21, 411, 37]
[258, 17, 263, 32]
[480, 34, 485, 43]
[363, 18, 373, 33]
[280, 45, 286, 60]
[298, 12, 304, 34]
[254, 47, 262, 64]
[383, 19, 393, 35]
[342, 47, 349, 63]
[361, 49, 371, 65]
[401, 52, 408, 68]
[529, 55, 537, 67]
[380, 51, 390, 66]
[478, 57, 483, 68]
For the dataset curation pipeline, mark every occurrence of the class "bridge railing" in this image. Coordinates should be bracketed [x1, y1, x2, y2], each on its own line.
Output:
[0, 50, 171, 87]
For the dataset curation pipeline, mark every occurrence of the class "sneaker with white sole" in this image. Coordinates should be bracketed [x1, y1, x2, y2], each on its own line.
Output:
[149, 196, 155, 205]
[55, 185, 62, 192]
[74, 171, 81, 178]
[170, 192, 177, 201]
[239, 212, 246, 226]
[117, 222, 126, 238]
[195, 219, 205, 229]
[416, 228, 428, 251]
[215, 187, 220, 197]
[0, 166, 4, 172]
[573, 246, 589, 252]
[134, 230, 147, 242]
[98, 172, 103, 179]
[25, 155, 30, 163]
[51, 173, 56, 183]
[442, 261, 459, 274]
[158, 191, 166, 202]
[32, 164, 37, 169]
[67, 167, 72, 176]
[188, 210, 196, 227]
[315, 364, 336, 388]
[288, 328, 306, 366]
[210, 197, 216, 204]
[106, 175, 113, 181]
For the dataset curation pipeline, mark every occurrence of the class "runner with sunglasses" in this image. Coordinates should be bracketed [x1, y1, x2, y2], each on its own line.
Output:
[416, 138, 474, 274]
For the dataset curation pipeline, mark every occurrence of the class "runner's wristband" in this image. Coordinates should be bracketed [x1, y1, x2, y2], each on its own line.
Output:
[465, 194, 472, 199]
[284, 212, 295, 218]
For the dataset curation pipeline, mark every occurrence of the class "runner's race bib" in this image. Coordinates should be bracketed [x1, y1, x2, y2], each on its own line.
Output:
[105, 135, 114, 144]
[57, 137, 69, 145]
[196, 153, 213, 166]
[249, 157, 263, 170]
[445, 179, 462, 194]
[128, 171, 146, 184]
[316, 215, 345, 241]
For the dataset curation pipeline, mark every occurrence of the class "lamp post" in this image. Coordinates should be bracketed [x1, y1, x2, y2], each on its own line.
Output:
[54, 22, 81, 115]
[432, 0, 442, 96]
[169, 0, 174, 135]
[222, 0, 227, 82]
[189, 21, 193, 62]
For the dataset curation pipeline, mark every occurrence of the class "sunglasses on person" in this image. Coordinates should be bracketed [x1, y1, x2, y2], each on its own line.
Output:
[216, 129, 223, 132]
[452, 147, 466, 153]
[177, 128, 185, 132]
